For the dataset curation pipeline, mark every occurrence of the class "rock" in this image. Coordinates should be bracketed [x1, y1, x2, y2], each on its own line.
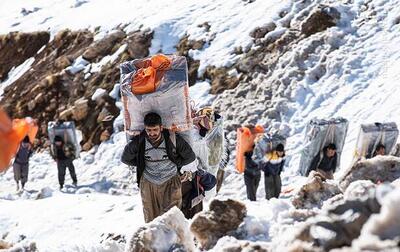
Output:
[249, 22, 277, 39]
[190, 199, 247, 249]
[212, 236, 270, 252]
[294, 186, 382, 251]
[292, 171, 342, 209]
[54, 55, 72, 70]
[343, 180, 376, 200]
[126, 30, 153, 59]
[339, 156, 400, 190]
[82, 30, 126, 62]
[358, 187, 400, 241]
[300, 6, 340, 37]
[0, 31, 50, 81]
[0, 240, 12, 249]
[203, 66, 240, 94]
[176, 36, 204, 86]
[59, 108, 74, 120]
[126, 207, 195, 252]
[73, 98, 89, 121]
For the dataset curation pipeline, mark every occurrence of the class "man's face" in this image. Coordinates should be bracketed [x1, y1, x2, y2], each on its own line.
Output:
[145, 125, 162, 142]
[376, 147, 385, 155]
[55, 141, 62, 146]
[326, 148, 336, 158]
[22, 142, 30, 148]
[277, 151, 284, 157]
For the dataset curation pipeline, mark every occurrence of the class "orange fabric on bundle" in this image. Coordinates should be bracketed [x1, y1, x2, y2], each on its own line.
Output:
[131, 54, 172, 95]
[0, 109, 38, 172]
[235, 125, 264, 173]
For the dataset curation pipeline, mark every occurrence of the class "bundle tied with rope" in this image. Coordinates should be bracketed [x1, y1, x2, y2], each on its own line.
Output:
[299, 118, 349, 176]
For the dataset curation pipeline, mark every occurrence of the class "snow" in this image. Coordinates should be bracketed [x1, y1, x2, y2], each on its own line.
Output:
[189, 81, 215, 109]
[0, 57, 35, 100]
[65, 55, 89, 74]
[91, 88, 107, 101]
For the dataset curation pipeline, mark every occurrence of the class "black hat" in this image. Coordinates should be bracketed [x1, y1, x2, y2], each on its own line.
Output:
[54, 136, 63, 142]
[276, 143, 284, 152]
[23, 136, 30, 143]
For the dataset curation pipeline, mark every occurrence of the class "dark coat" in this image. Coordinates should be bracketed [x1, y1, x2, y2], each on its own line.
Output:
[182, 169, 217, 218]
[307, 147, 337, 175]
[14, 144, 33, 165]
[244, 151, 261, 177]
[121, 129, 196, 186]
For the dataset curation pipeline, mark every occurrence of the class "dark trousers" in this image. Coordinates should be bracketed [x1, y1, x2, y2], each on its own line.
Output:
[181, 180, 203, 219]
[57, 159, 77, 186]
[264, 174, 281, 200]
[13, 163, 29, 186]
[244, 173, 261, 201]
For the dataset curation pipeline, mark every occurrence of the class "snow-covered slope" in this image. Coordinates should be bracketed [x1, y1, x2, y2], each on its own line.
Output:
[1, 0, 400, 251]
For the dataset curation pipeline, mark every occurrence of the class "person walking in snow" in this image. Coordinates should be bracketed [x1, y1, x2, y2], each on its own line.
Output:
[243, 145, 261, 201]
[121, 112, 196, 223]
[13, 136, 33, 191]
[50, 135, 78, 189]
[261, 143, 285, 200]
[307, 143, 337, 179]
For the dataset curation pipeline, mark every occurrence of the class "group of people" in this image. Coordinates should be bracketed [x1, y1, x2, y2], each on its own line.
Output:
[10, 110, 390, 223]
[243, 142, 285, 201]
[12, 134, 78, 191]
[243, 140, 387, 201]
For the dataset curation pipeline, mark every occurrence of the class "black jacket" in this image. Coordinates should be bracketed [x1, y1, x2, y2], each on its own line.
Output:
[121, 130, 196, 185]
[244, 151, 261, 177]
[14, 145, 33, 165]
[307, 148, 337, 175]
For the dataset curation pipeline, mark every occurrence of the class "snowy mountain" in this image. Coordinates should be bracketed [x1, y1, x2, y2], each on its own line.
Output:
[1, 0, 400, 251]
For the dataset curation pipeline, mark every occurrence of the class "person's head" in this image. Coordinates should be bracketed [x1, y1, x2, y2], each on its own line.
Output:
[22, 136, 31, 147]
[144, 112, 163, 142]
[275, 143, 285, 157]
[375, 144, 386, 156]
[325, 143, 337, 158]
[54, 135, 63, 146]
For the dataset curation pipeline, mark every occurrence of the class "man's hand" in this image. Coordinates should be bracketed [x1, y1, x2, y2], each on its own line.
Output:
[180, 171, 193, 182]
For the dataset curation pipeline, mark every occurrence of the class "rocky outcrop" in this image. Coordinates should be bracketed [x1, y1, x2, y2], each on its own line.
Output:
[0, 31, 50, 81]
[190, 199, 247, 249]
[293, 187, 382, 251]
[340, 156, 400, 190]
[300, 6, 340, 37]
[176, 35, 204, 86]
[82, 30, 126, 62]
[0, 28, 153, 149]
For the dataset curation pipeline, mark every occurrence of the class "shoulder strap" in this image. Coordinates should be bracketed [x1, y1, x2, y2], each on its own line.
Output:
[168, 130, 177, 153]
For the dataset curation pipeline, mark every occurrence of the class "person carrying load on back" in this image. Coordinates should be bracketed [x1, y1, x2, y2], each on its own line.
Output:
[372, 143, 386, 157]
[121, 112, 196, 223]
[307, 143, 337, 179]
[243, 125, 261, 201]
[13, 136, 33, 191]
[261, 143, 285, 199]
[50, 135, 78, 189]
[192, 107, 229, 193]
